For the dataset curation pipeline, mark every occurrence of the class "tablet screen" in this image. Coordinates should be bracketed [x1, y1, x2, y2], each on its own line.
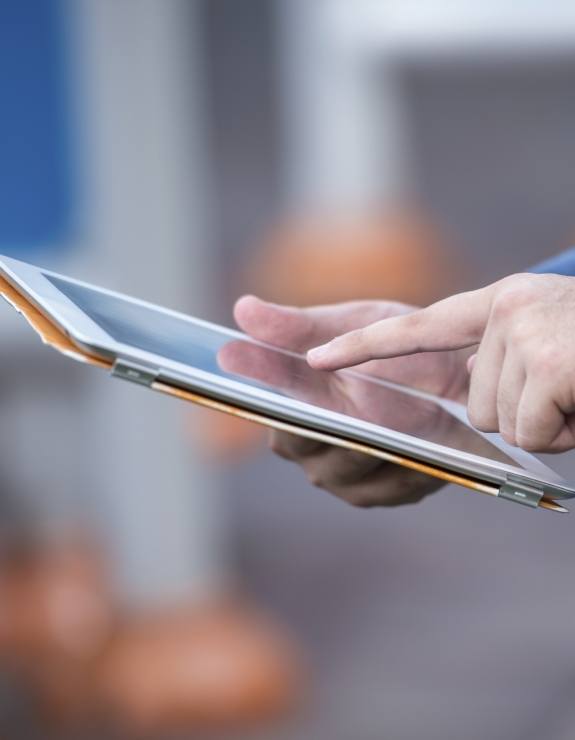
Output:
[45, 273, 542, 474]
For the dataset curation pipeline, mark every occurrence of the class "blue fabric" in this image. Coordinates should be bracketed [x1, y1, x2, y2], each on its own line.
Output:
[530, 246, 575, 276]
[0, 0, 74, 256]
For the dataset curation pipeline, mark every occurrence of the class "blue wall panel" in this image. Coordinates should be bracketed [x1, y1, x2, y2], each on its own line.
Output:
[0, 0, 74, 255]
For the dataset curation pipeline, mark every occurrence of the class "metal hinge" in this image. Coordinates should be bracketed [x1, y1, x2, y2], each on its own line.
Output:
[111, 359, 158, 387]
[498, 474, 544, 509]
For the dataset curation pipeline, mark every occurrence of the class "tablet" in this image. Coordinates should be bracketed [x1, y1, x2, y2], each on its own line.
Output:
[1, 254, 573, 513]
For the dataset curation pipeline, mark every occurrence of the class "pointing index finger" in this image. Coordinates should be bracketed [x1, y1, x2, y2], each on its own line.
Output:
[307, 286, 495, 370]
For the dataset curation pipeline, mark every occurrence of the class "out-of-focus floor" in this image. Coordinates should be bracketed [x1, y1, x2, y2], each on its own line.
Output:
[228, 450, 575, 740]
[2, 451, 575, 740]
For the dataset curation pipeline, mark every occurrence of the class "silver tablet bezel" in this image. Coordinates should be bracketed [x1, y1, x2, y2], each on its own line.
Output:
[1, 254, 573, 499]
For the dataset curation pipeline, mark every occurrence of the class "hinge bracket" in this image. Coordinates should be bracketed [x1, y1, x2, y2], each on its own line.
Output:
[111, 360, 158, 387]
[499, 474, 544, 509]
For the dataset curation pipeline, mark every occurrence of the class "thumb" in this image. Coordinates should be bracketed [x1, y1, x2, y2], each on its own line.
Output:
[233, 295, 315, 352]
[233, 295, 414, 353]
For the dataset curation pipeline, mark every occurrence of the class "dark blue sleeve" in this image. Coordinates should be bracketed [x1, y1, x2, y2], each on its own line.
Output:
[530, 246, 575, 276]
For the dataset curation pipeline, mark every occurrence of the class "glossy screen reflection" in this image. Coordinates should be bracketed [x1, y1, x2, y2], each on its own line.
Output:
[48, 274, 519, 468]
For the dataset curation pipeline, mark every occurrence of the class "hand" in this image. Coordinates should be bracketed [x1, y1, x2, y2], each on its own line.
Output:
[229, 296, 472, 507]
[308, 273, 575, 453]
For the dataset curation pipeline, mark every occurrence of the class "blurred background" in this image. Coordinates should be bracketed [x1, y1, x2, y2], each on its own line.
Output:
[2, 0, 575, 738]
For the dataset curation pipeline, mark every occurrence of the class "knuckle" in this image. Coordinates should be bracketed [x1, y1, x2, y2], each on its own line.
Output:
[269, 431, 325, 460]
[499, 272, 540, 292]
[306, 466, 326, 489]
[397, 311, 426, 352]
[355, 320, 394, 359]
[347, 492, 378, 509]
[268, 432, 289, 458]
[497, 400, 518, 445]
[508, 318, 534, 346]
[469, 415, 497, 433]
[467, 404, 493, 432]
[514, 432, 541, 452]
[403, 309, 424, 332]
[491, 281, 536, 321]
[346, 327, 369, 353]
[499, 428, 517, 446]
[402, 308, 419, 324]
[466, 405, 481, 428]
[338, 469, 441, 509]
[268, 431, 302, 461]
[331, 452, 378, 485]
[529, 344, 563, 377]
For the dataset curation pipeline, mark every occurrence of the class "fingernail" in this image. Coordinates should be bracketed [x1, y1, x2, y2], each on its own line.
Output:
[307, 342, 332, 364]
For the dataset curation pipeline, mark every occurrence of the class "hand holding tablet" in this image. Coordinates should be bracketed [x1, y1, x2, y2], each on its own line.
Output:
[0, 256, 572, 513]
[230, 296, 481, 508]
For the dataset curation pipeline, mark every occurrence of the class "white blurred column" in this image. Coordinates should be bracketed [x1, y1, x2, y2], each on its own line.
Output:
[276, 0, 408, 213]
[69, 0, 228, 607]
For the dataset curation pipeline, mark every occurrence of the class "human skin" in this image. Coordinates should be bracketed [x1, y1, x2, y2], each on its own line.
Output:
[232, 295, 473, 507]
[307, 273, 575, 454]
